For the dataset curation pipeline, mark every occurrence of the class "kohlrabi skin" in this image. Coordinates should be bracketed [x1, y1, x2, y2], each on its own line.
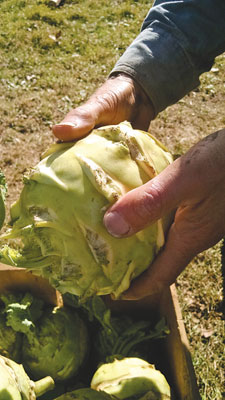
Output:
[90, 357, 171, 399]
[21, 306, 89, 382]
[0, 122, 173, 299]
[0, 312, 22, 362]
[0, 355, 54, 400]
[0, 292, 89, 383]
[54, 388, 117, 400]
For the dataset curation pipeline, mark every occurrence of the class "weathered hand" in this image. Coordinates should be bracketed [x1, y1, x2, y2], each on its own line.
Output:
[52, 74, 155, 141]
[104, 129, 225, 299]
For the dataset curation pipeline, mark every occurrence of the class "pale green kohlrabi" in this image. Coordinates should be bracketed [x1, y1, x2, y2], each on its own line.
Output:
[0, 354, 54, 400]
[0, 122, 173, 299]
[90, 357, 171, 399]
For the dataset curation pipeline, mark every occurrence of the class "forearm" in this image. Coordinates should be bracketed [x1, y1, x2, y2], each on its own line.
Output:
[110, 0, 225, 115]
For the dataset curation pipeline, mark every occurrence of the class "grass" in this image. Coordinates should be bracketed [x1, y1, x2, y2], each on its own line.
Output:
[177, 241, 225, 400]
[0, 1, 224, 398]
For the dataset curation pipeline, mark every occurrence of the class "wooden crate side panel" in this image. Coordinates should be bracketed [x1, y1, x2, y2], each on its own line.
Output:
[160, 285, 201, 400]
[0, 264, 62, 306]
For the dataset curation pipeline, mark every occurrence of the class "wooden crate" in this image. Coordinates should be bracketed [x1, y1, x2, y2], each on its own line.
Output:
[0, 264, 200, 400]
[104, 286, 201, 400]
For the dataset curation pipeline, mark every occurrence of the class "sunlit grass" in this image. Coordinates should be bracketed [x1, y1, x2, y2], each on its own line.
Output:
[177, 240, 225, 400]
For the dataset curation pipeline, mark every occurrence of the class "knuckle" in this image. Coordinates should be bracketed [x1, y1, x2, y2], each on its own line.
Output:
[134, 182, 164, 223]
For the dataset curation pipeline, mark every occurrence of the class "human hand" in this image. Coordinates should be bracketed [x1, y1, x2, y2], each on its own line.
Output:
[104, 129, 225, 300]
[52, 74, 155, 141]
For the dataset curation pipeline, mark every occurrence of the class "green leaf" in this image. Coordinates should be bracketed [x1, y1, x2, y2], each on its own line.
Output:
[1, 292, 44, 335]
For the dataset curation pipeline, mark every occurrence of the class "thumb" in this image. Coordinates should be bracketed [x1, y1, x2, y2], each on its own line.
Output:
[104, 130, 225, 299]
[104, 130, 224, 237]
[104, 159, 186, 237]
[52, 103, 99, 142]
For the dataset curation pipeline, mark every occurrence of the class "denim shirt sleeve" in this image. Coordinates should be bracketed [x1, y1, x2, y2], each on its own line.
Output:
[110, 0, 225, 115]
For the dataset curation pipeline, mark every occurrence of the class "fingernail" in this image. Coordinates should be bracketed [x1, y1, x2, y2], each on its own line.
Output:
[57, 121, 77, 127]
[104, 211, 132, 237]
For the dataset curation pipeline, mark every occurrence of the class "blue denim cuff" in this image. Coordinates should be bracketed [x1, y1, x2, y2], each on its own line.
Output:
[110, 26, 204, 115]
[110, 0, 225, 115]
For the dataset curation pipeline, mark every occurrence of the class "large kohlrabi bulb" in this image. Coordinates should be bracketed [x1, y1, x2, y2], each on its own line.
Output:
[0, 122, 173, 299]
